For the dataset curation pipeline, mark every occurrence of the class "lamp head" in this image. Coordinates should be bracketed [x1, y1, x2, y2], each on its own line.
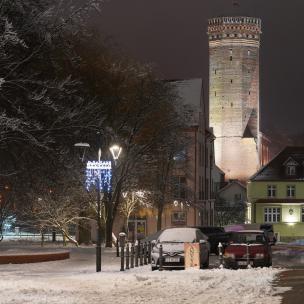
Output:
[109, 144, 122, 160]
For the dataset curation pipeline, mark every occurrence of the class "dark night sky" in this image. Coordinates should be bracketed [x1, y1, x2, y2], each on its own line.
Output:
[96, 0, 304, 138]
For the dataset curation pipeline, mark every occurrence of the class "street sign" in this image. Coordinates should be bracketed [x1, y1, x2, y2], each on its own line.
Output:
[184, 243, 200, 269]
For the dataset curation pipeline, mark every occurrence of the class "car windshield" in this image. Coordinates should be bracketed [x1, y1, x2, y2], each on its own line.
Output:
[233, 233, 265, 244]
[158, 228, 196, 243]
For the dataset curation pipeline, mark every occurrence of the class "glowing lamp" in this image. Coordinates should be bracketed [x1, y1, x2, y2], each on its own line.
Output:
[109, 145, 122, 160]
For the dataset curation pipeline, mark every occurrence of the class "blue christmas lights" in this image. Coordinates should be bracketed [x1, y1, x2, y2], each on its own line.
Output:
[85, 161, 112, 193]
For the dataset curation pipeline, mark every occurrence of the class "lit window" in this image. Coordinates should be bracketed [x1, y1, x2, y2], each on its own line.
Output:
[267, 185, 276, 198]
[264, 207, 281, 223]
[287, 185, 296, 197]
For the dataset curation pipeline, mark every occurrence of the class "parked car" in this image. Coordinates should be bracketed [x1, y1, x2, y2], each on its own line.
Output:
[195, 226, 231, 254]
[223, 230, 272, 269]
[151, 227, 210, 270]
[141, 230, 164, 245]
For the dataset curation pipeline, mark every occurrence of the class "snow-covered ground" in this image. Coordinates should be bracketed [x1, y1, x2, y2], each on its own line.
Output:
[0, 247, 289, 304]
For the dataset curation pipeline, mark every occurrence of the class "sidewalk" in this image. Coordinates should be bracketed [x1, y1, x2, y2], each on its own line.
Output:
[277, 269, 304, 304]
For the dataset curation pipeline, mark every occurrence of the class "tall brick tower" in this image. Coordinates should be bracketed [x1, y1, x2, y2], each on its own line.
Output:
[208, 16, 262, 181]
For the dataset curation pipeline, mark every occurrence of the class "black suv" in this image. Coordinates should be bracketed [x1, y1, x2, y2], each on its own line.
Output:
[195, 226, 231, 254]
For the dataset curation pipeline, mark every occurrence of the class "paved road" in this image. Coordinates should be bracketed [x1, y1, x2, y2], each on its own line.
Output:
[278, 269, 304, 304]
[271, 246, 304, 304]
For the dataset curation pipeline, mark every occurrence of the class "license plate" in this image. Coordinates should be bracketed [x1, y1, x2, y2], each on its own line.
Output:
[165, 257, 180, 263]
[238, 261, 248, 266]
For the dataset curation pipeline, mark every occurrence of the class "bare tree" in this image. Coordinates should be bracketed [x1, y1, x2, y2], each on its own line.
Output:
[119, 191, 150, 234]
[22, 182, 92, 246]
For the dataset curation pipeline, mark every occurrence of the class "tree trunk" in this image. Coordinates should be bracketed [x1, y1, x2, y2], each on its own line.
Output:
[157, 205, 163, 231]
[61, 228, 79, 247]
[105, 217, 113, 247]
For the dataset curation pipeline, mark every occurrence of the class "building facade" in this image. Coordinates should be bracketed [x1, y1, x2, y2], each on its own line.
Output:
[208, 16, 262, 181]
[247, 147, 304, 242]
[114, 79, 217, 239]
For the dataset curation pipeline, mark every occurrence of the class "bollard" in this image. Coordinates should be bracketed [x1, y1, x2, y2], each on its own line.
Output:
[131, 243, 134, 268]
[159, 244, 163, 271]
[126, 243, 130, 270]
[144, 242, 148, 265]
[148, 241, 152, 264]
[116, 239, 120, 257]
[139, 242, 143, 266]
[120, 244, 125, 271]
[135, 244, 139, 267]
[218, 242, 223, 268]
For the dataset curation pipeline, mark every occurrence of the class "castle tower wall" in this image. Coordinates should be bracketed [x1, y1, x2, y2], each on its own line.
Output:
[208, 17, 262, 181]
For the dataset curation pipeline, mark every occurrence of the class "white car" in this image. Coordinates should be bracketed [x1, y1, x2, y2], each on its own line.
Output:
[151, 227, 210, 270]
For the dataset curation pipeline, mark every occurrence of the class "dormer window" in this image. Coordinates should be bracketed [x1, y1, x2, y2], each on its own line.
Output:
[283, 157, 299, 176]
[286, 165, 296, 176]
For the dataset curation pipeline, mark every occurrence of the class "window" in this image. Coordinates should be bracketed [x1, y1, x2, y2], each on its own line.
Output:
[230, 79, 233, 84]
[234, 193, 242, 201]
[172, 176, 186, 199]
[215, 69, 217, 75]
[171, 211, 187, 225]
[302, 207, 304, 222]
[287, 165, 296, 176]
[215, 91, 217, 97]
[264, 207, 281, 223]
[287, 185, 296, 198]
[267, 185, 276, 198]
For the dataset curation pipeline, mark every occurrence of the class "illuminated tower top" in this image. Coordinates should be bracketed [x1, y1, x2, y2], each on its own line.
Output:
[208, 17, 262, 47]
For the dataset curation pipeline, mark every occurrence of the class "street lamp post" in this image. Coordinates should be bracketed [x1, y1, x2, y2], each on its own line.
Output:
[83, 143, 122, 272]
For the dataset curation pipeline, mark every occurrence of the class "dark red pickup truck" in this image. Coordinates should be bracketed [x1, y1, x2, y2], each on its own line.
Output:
[223, 230, 272, 269]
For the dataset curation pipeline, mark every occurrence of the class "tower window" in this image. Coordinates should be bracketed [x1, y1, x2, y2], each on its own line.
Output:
[230, 79, 233, 84]
[249, 91, 251, 95]
[230, 56, 233, 61]
[231, 102, 233, 107]
[215, 69, 217, 75]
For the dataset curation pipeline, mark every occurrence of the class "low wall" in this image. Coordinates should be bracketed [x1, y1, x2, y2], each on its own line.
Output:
[0, 250, 70, 264]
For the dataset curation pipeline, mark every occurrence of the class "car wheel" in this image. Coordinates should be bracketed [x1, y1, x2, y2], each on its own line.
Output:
[201, 253, 210, 269]
[151, 266, 158, 271]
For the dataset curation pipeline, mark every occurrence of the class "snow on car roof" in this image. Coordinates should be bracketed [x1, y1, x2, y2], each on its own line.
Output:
[235, 230, 264, 233]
